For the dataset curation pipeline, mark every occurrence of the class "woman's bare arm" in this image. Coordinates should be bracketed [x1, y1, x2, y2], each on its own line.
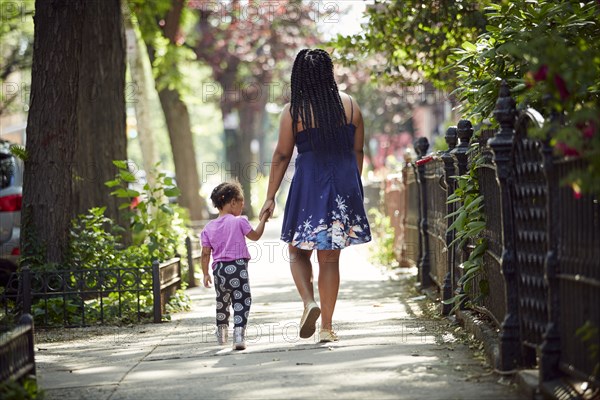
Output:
[260, 104, 295, 219]
[353, 102, 365, 176]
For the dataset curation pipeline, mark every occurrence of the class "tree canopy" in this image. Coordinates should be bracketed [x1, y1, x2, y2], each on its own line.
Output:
[335, 0, 600, 193]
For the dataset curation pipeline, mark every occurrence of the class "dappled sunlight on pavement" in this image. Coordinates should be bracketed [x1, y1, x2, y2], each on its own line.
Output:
[35, 218, 525, 400]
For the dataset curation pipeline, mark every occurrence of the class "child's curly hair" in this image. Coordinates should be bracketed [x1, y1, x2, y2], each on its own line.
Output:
[210, 181, 243, 210]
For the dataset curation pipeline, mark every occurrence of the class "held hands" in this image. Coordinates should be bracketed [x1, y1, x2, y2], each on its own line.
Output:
[260, 208, 271, 223]
[203, 274, 212, 288]
[259, 199, 275, 221]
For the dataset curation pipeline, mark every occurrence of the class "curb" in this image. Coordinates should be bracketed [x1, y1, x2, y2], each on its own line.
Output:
[456, 309, 501, 370]
[456, 310, 549, 400]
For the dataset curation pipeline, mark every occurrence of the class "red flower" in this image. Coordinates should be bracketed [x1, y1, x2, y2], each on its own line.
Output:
[130, 196, 140, 210]
[553, 74, 570, 100]
[533, 65, 548, 81]
[581, 121, 596, 139]
[555, 142, 580, 157]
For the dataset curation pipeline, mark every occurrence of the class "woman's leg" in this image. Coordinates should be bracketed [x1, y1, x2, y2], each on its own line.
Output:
[317, 249, 341, 331]
[288, 245, 314, 306]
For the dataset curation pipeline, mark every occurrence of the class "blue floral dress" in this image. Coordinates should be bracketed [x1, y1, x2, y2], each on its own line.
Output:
[281, 111, 372, 250]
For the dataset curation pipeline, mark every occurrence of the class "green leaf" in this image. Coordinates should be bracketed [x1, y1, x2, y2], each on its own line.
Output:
[111, 188, 133, 198]
[163, 187, 180, 197]
[511, 83, 527, 93]
[119, 170, 137, 183]
[464, 265, 480, 277]
[105, 179, 121, 188]
[466, 221, 486, 231]
[470, 242, 487, 259]
[113, 160, 128, 170]
[446, 196, 463, 204]
[464, 196, 484, 211]
[159, 204, 174, 215]
[132, 222, 145, 233]
[462, 41, 477, 52]
[9, 145, 28, 161]
[448, 212, 466, 232]
[445, 208, 465, 219]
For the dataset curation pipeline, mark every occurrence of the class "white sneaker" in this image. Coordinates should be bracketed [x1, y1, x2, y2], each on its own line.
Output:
[233, 326, 246, 350]
[216, 325, 228, 346]
[319, 329, 339, 343]
[299, 301, 321, 339]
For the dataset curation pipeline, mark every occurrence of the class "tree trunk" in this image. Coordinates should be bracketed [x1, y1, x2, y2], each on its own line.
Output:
[222, 109, 241, 181]
[71, 0, 127, 229]
[158, 88, 207, 221]
[137, 0, 208, 222]
[124, 17, 158, 184]
[23, 0, 127, 265]
[237, 102, 266, 220]
[22, 0, 84, 264]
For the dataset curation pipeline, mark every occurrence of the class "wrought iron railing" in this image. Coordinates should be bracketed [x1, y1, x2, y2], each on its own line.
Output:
[0, 258, 181, 328]
[397, 81, 599, 393]
[186, 236, 202, 288]
[0, 314, 35, 383]
[404, 165, 420, 268]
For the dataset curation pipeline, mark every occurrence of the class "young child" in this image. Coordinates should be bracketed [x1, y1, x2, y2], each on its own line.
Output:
[201, 181, 269, 350]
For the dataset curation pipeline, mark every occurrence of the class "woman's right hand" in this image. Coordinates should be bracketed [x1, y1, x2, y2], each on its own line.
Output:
[259, 199, 275, 220]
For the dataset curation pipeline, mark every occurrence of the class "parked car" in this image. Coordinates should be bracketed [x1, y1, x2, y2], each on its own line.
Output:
[0, 140, 22, 288]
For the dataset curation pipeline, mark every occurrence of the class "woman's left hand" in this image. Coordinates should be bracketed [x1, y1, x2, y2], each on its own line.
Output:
[259, 199, 275, 220]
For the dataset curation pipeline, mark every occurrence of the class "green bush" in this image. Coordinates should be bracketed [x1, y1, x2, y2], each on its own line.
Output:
[0, 377, 43, 400]
[106, 161, 187, 262]
[443, 143, 488, 312]
[367, 208, 399, 269]
[21, 161, 193, 326]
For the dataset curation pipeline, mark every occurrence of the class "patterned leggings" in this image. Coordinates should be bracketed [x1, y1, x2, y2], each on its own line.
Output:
[213, 259, 252, 327]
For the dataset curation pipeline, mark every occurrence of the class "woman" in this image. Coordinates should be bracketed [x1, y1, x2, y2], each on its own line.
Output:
[259, 49, 371, 343]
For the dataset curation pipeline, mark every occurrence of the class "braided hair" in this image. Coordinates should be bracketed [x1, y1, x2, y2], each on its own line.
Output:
[210, 181, 243, 210]
[290, 49, 349, 152]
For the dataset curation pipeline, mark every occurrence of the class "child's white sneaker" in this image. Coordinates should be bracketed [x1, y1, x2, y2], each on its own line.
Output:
[233, 326, 246, 350]
[216, 325, 228, 346]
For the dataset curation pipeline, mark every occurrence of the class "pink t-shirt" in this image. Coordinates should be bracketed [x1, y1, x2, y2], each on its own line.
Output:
[200, 214, 253, 269]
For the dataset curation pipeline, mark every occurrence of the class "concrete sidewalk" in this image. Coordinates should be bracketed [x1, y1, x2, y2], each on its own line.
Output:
[35, 222, 525, 399]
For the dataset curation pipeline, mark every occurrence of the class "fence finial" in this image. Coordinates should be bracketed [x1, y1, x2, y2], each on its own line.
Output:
[493, 80, 517, 135]
[445, 126, 458, 150]
[452, 120, 473, 176]
[414, 137, 430, 159]
[457, 120, 474, 144]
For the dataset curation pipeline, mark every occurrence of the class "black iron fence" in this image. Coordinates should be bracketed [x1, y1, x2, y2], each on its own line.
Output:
[404, 165, 420, 268]
[185, 236, 202, 288]
[0, 258, 181, 328]
[388, 82, 599, 395]
[0, 314, 35, 383]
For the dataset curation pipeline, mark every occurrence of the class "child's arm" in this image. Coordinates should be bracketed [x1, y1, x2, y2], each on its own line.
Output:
[245, 211, 270, 241]
[201, 246, 213, 288]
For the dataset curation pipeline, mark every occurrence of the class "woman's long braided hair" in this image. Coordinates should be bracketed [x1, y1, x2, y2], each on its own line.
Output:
[290, 49, 349, 152]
